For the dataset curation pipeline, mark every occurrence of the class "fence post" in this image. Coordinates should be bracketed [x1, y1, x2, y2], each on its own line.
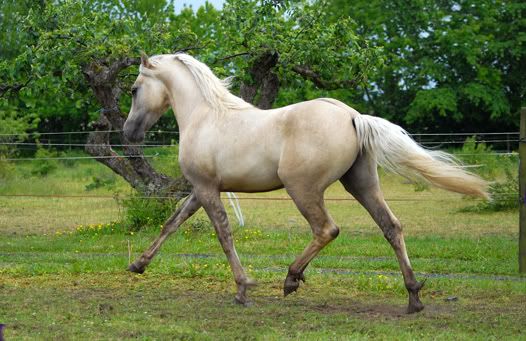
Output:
[520, 107, 526, 273]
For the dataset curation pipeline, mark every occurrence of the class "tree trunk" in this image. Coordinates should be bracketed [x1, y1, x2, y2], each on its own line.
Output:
[239, 51, 279, 109]
[83, 58, 191, 200]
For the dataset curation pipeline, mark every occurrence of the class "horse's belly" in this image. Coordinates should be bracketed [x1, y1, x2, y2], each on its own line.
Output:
[218, 162, 283, 192]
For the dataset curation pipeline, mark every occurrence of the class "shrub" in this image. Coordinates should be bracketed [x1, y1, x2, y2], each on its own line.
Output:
[117, 193, 179, 232]
[31, 147, 60, 176]
[455, 136, 519, 212]
[460, 168, 518, 212]
[456, 136, 498, 178]
[115, 192, 212, 233]
[0, 156, 13, 180]
[187, 217, 212, 232]
[85, 174, 117, 191]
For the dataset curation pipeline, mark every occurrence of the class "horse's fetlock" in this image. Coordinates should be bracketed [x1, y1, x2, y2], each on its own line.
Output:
[287, 267, 300, 277]
[405, 280, 424, 293]
[235, 278, 247, 286]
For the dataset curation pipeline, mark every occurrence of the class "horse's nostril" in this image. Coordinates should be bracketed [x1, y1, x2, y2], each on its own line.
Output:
[124, 128, 144, 143]
[123, 120, 141, 143]
[123, 128, 133, 141]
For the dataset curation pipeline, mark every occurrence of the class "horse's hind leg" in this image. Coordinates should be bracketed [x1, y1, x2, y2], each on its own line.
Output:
[282, 186, 340, 296]
[340, 154, 425, 314]
[128, 191, 201, 274]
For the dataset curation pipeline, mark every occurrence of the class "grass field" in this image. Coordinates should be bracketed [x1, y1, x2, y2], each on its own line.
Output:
[0, 151, 525, 339]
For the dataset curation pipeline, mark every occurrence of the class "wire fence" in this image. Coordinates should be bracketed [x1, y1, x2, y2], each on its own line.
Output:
[0, 130, 520, 136]
[0, 130, 519, 156]
[0, 130, 521, 157]
[0, 130, 519, 219]
[0, 193, 517, 201]
[0, 141, 522, 148]
[0, 151, 519, 162]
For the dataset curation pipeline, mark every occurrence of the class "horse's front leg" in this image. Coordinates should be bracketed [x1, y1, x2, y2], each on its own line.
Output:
[128, 192, 201, 274]
[194, 187, 256, 305]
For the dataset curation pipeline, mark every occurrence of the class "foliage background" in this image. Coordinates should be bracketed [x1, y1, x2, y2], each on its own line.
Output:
[1, 0, 524, 138]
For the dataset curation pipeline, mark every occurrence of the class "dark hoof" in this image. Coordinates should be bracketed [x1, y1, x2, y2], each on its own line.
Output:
[128, 263, 145, 274]
[283, 284, 299, 297]
[406, 279, 426, 314]
[234, 296, 252, 307]
[233, 278, 257, 306]
[407, 301, 425, 314]
[283, 272, 304, 297]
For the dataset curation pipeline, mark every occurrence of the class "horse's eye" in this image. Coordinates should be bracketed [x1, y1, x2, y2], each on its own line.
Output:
[131, 88, 138, 96]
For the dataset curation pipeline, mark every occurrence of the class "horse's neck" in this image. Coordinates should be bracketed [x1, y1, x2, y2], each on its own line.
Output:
[165, 71, 208, 131]
[163, 64, 256, 133]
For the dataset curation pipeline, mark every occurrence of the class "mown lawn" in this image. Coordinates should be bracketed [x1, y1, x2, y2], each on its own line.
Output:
[0, 152, 524, 339]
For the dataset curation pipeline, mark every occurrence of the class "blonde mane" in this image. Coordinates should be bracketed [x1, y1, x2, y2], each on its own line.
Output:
[172, 53, 253, 114]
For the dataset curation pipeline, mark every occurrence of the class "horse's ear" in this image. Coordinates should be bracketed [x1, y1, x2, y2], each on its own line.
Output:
[140, 51, 153, 69]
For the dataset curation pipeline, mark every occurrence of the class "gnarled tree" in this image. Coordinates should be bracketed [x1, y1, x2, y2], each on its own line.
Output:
[1, 0, 380, 203]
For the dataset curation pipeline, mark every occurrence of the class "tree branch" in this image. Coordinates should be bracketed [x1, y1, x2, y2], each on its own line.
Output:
[0, 79, 31, 97]
[363, 83, 379, 115]
[292, 65, 358, 90]
[174, 46, 204, 54]
[218, 51, 251, 61]
[107, 57, 141, 83]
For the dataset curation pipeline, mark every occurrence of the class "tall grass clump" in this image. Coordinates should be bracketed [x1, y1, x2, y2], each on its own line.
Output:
[111, 143, 191, 232]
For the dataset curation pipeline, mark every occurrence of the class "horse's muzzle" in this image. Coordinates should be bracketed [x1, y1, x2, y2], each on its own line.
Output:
[123, 120, 145, 143]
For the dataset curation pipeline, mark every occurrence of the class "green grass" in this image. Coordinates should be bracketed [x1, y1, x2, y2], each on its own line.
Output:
[1, 272, 525, 340]
[0, 229, 519, 277]
[0, 150, 524, 339]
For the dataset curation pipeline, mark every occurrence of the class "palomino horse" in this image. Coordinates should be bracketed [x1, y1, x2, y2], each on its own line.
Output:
[123, 53, 488, 313]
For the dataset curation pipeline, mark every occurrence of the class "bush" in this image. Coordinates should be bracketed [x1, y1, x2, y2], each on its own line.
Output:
[0, 156, 13, 180]
[187, 217, 212, 232]
[31, 147, 60, 176]
[116, 192, 212, 233]
[455, 136, 519, 212]
[456, 136, 498, 178]
[460, 168, 518, 212]
[117, 194, 179, 232]
[85, 174, 117, 191]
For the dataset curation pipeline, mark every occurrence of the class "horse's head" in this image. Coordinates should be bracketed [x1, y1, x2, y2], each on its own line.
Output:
[123, 53, 171, 143]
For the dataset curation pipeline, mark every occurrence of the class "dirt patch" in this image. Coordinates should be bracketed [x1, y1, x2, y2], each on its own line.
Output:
[278, 296, 455, 320]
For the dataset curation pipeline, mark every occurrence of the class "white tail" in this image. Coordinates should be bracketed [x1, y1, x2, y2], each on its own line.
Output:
[353, 115, 489, 199]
